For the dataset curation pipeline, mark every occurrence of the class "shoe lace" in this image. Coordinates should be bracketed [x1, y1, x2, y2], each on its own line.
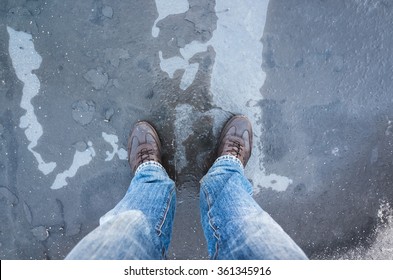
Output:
[226, 140, 243, 158]
[137, 148, 155, 164]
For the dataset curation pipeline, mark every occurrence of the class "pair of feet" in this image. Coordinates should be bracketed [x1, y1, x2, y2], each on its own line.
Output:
[128, 115, 253, 173]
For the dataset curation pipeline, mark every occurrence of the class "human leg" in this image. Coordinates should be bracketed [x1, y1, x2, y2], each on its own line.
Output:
[66, 122, 176, 260]
[200, 116, 308, 259]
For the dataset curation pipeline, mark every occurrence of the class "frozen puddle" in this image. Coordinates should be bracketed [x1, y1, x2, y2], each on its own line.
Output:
[154, 0, 293, 192]
[102, 132, 128, 161]
[174, 105, 194, 172]
[159, 40, 208, 90]
[50, 142, 96, 190]
[152, 0, 189, 37]
[7, 26, 57, 175]
[210, 0, 293, 192]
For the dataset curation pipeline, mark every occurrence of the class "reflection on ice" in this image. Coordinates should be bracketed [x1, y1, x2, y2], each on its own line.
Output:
[154, 0, 292, 192]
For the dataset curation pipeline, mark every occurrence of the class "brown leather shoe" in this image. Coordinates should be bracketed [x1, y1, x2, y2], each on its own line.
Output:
[217, 115, 253, 167]
[128, 121, 162, 174]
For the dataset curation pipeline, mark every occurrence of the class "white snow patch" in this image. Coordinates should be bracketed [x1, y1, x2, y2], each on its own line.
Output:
[50, 141, 96, 190]
[102, 132, 127, 161]
[7, 26, 57, 175]
[152, 0, 189, 37]
[332, 147, 340, 156]
[210, 0, 290, 194]
[180, 63, 199, 90]
[156, 1, 291, 193]
[336, 200, 393, 259]
[259, 174, 293, 192]
[158, 40, 208, 90]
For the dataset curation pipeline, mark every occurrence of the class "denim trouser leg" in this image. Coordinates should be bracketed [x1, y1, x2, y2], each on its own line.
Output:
[200, 155, 308, 260]
[66, 162, 176, 260]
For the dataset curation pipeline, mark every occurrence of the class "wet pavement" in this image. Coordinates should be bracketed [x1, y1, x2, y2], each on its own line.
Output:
[1, 0, 393, 259]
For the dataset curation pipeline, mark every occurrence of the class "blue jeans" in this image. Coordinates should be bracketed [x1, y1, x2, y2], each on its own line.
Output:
[66, 156, 308, 260]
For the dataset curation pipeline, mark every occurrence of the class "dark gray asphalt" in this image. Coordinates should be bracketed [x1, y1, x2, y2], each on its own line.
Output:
[0, 0, 393, 259]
